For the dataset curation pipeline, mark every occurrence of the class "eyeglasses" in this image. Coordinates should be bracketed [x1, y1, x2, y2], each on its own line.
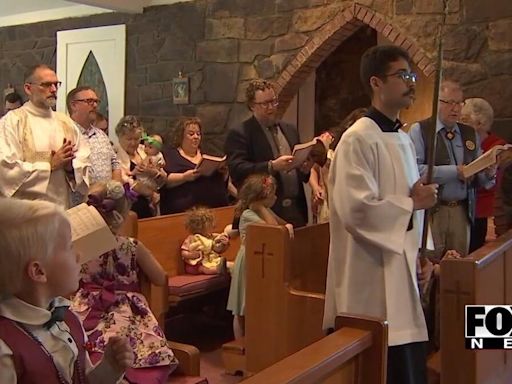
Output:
[384, 71, 418, 83]
[253, 99, 279, 109]
[27, 81, 62, 89]
[440, 99, 465, 108]
[74, 98, 101, 106]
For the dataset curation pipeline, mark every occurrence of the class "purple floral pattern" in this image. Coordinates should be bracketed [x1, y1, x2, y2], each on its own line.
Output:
[71, 236, 178, 371]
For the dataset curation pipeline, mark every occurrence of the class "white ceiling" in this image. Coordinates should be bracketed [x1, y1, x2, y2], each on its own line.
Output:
[0, 0, 77, 17]
[0, 0, 190, 27]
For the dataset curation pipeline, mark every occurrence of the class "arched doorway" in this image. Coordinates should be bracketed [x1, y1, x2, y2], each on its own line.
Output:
[275, 3, 436, 128]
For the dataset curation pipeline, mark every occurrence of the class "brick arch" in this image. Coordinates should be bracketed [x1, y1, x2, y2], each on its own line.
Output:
[275, 3, 436, 117]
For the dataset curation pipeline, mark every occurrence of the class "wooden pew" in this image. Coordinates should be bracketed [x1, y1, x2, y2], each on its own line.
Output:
[243, 314, 387, 384]
[223, 222, 329, 375]
[440, 229, 512, 384]
[137, 205, 240, 310]
[120, 211, 207, 382]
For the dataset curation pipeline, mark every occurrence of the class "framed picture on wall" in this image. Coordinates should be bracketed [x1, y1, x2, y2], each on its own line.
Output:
[172, 77, 189, 104]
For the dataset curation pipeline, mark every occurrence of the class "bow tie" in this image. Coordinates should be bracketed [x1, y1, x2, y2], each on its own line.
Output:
[44, 305, 69, 329]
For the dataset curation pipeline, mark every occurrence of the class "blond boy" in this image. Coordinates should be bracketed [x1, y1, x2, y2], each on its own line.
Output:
[0, 198, 132, 383]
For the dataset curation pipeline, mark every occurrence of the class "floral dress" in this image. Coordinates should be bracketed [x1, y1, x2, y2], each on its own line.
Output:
[71, 236, 178, 384]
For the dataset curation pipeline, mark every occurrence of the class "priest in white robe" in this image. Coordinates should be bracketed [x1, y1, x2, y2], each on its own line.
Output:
[0, 64, 90, 209]
[323, 46, 438, 384]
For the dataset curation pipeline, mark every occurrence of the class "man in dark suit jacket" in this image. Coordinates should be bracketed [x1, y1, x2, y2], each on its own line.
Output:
[224, 79, 311, 227]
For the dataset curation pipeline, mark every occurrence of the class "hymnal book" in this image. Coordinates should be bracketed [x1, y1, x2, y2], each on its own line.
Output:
[290, 138, 319, 169]
[66, 203, 117, 265]
[196, 154, 227, 176]
[462, 144, 512, 178]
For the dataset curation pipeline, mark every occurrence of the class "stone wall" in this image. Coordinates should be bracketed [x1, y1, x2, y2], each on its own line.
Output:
[1, 0, 512, 153]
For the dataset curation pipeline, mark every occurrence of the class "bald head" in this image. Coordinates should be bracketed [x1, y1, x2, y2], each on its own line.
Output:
[440, 80, 462, 95]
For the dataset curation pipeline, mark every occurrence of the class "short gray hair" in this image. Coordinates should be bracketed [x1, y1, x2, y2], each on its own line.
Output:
[0, 198, 67, 299]
[115, 115, 143, 138]
[462, 98, 494, 128]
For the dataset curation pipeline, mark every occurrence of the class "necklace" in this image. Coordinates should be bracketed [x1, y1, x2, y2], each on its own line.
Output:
[15, 322, 86, 384]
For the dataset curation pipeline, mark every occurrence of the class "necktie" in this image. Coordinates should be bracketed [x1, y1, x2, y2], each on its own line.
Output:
[268, 124, 281, 155]
[44, 305, 69, 329]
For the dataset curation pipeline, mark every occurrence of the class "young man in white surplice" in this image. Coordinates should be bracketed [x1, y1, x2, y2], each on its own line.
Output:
[323, 45, 438, 384]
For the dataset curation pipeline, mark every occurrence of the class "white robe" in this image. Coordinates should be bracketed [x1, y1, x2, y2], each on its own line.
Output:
[0, 101, 90, 208]
[323, 117, 428, 346]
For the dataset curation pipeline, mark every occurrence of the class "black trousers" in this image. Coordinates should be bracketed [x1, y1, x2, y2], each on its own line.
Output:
[273, 200, 307, 228]
[469, 217, 488, 254]
[387, 342, 428, 384]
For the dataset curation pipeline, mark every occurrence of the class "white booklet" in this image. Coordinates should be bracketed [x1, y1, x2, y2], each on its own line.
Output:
[66, 203, 117, 265]
[196, 154, 227, 177]
[462, 144, 512, 178]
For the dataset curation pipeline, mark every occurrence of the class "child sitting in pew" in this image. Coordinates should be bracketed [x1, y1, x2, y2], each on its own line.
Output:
[181, 206, 231, 275]
[71, 181, 179, 384]
[227, 174, 294, 338]
[0, 197, 132, 384]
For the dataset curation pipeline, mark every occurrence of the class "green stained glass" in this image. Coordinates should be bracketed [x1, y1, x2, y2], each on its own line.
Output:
[76, 51, 109, 118]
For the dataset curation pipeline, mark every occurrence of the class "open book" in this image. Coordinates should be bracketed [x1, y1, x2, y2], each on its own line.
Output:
[196, 154, 227, 177]
[289, 138, 320, 169]
[462, 144, 512, 178]
[66, 203, 117, 265]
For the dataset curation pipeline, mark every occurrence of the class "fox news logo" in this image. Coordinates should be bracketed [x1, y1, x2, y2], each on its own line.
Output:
[465, 306, 512, 349]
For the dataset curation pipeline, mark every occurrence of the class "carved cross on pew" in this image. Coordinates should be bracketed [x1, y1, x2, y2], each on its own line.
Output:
[443, 280, 471, 321]
[254, 243, 273, 279]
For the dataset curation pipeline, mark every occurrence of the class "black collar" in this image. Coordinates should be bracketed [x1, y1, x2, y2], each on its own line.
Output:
[365, 106, 403, 133]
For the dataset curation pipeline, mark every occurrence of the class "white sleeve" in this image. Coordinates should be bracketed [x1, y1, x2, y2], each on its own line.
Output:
[0, 339, 17, 384]
[0, 113, 51, 197]
[69, 121, 91, 194]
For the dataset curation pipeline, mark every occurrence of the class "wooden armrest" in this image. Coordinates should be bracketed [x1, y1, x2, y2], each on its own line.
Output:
[169, 341, 201, 376]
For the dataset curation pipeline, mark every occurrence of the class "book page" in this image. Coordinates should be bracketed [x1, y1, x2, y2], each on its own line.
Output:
[66, 204, 117, 264]
[196, 155, 227, 177]
[290, 139, 317, 169]
[462, 144, 512, 178]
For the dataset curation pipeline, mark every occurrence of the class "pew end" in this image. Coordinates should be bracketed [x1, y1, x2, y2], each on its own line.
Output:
[440, 229, 512, 384]
[244, 222, 330, 374]
[242, 314, 387, 384]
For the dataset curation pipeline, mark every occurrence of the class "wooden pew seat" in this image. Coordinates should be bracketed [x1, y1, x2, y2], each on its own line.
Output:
[169, 273, 229, 303]
[138, 206, 240, 308]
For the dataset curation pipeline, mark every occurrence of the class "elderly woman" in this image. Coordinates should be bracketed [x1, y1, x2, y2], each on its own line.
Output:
[115, 115, 163, 219]
[160, 117, 230, 215]
[461, 98, 506, 252]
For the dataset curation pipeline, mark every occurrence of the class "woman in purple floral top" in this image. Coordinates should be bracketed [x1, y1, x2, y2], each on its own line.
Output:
[71, 181, 178, 384]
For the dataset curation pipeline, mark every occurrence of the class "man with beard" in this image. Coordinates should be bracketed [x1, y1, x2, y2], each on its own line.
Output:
[323, 45, 438, 384]
[409, 80, 496, 258]
[224, 79, 312, 227]
[0, 65, 90, 208]
[67, 86, 120, 187]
